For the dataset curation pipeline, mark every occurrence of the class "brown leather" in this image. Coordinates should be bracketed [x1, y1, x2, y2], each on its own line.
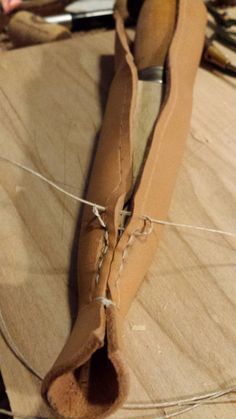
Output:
[114, 0, 144, 21]
[8, 11, 72, 47]
[134, 0, 177, 69]
[42, 1, 207, 418]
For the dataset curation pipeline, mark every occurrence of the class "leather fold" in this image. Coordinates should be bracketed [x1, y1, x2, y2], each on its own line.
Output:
[42, 303, 129, 418]
[42, 1, 207, 418]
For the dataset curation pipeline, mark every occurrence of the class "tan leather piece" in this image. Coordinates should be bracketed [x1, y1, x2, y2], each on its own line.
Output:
[42, 1, 207, 418]
[114, 0, 144, 21]
[109, 0, 207, 318]
[134, 0, 177, 69]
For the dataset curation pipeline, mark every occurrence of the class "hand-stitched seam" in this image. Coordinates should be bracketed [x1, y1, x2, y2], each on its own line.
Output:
[89, 1, 188, 303]
[113, 0, 189, 306]
[89, 206, 110, 290]
[115, 233, 135, 308]
[115, 217, 154, 307]
[95, 226, 109, 285]
[95, 69, 129, 301]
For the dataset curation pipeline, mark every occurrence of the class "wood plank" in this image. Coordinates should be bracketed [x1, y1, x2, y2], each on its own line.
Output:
[0, 28, 235, 419]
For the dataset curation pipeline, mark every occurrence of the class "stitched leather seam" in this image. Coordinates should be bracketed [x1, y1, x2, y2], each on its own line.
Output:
[137, 0, 187, 213]
[115, 232, 136, 308]
[115, 217, 153, 307]
[94, 61, 130, 293]
[95, 227, 109, 285]
[114, 0, 188, 307]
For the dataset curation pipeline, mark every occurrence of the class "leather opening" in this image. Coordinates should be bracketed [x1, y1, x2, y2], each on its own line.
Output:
[88, 342, 119, 404]
[47, 341, 119, 418]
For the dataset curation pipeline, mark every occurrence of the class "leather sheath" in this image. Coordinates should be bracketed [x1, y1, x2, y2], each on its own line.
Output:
[42, 1, 207, 418]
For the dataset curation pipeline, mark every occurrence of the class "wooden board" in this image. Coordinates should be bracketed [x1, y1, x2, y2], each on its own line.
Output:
[0, 28, 235, 419]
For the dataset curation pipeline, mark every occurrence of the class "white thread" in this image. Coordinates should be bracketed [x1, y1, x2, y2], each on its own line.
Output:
[115, 217, 154, 307]
[0, 156, 105, 212]
[124, 385, 236, 409]
[0, 156, 236, 237]
[123, 385, 236, 418]
[93, 205, 106, 228]
[155, 405, 199, 419]
[0, 410, 51, 419]
[0, 308, 43, 381]
[94, 297, 115, 307]
[2, 397, 236, 419]
[92, 205, 109, 285]
[0, 156, 109, 286]
[122, 211, 236, 238]
[1, 156, 235, 238]
[0, 407, 195, 419]
[1, 157, 236, 416]
[134, 216, 154, 236]
[145, 217, 236, 238]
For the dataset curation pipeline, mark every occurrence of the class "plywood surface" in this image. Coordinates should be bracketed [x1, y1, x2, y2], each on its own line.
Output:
[0, 29, 235, 419]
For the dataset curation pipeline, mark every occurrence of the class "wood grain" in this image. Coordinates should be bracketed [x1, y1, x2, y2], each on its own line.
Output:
[0, 28, 235, 419]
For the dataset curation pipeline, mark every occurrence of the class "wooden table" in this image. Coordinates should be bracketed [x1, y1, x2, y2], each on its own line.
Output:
[0, 28, 235, 419]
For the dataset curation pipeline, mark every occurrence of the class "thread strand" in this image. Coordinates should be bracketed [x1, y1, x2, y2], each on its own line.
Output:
[146, 217, 236, 238]
[0, 156, 105, 212]
[0, 156, 236, 418]
[0, 309, 43, 380]
[0, 410, 51, 419]
[1, 156, 235, 238]
[2, 397, 236, 419]
[124, 385, 236, 409]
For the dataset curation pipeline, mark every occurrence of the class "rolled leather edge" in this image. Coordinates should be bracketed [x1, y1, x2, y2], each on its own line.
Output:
[42, 302, 129, 418]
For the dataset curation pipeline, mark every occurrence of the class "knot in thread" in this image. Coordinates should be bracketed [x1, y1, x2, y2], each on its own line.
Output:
[93, 205, 106, 228]
[95, 297, 115, 308]
[134, 216, 154, 237]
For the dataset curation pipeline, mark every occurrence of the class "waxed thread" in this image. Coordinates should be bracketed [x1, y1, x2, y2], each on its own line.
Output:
[124, 385, 236, 410]
[2, 390, 236, 419]
[0, 156, 105, 212]
[1, 155, 235, 238]
[92, 205, 106, 228]
[92, 68, 125, 287]
[0, 157, 236, 416]
[93, 206, 110, 285]
[0, 308, 43, 381]
[115, 217, 154, 308]
[94, 297, 115, 308]
[0, 5, 232, 418]
[0, 156, 235, 378]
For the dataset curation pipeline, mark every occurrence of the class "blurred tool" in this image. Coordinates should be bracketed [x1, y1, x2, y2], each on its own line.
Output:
[8, 10, 71, 46]
[203, 37, 236, 75]
[45, 0, 115, 30]
[65, 0, 115, 14]
[132, 0, 176, 185]
[0, 0, 71, 33]
[210, 0, 236, 7]
[1, 0, 22, 14]
[207, 2, 236, 46]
